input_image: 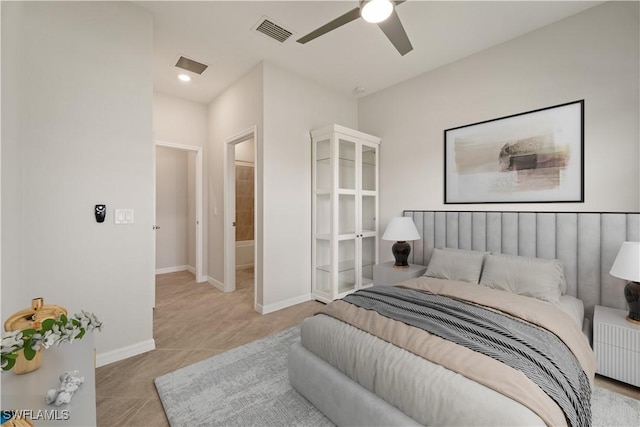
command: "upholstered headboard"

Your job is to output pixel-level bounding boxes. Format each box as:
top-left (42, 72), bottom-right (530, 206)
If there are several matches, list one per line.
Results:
top-left (403, 211), bottom-right (640, 321)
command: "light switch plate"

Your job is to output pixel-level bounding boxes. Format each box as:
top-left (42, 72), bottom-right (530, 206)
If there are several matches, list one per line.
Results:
top-left (114, 209), bottom-right (134, 225)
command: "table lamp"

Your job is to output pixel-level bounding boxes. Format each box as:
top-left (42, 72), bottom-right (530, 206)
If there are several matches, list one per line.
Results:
top-left (609, 241), bottom-right (640, 324)
top-left (382, 217), bottom-right (421, 269)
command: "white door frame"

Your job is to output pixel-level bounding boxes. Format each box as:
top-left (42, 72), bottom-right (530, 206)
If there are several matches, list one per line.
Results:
top-left (223, 126), bottom-right (257, 298)
top-left (155, 140), bottom-right (205, 283)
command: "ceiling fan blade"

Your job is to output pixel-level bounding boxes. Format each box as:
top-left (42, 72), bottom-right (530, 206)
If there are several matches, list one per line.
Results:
top-left (297, 7), bottom-right (361, 44)
top-left (377, 8), bottom-right (413, 56)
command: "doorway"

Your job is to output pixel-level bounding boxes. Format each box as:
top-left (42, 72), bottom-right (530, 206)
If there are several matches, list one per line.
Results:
top-left (223, 126), bottom-right (257, 308)
top-left (155, 141), bottom-right (205, 283)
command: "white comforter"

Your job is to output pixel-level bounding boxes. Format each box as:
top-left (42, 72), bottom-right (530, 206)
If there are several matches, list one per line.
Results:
top-left (300, 283), bottom-right (590, 426)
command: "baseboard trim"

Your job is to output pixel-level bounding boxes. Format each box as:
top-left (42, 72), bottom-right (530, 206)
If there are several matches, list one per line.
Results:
top-left (96, 338), bottom-right (156, 368)
top-left (207, 276), bottom-right (227, 292)
top-left (256, 293), bottom-right (312, 314)
top-left (155, 265), bottom-right (193, 275)
top-left (235, 263), bottom-right (254, 270)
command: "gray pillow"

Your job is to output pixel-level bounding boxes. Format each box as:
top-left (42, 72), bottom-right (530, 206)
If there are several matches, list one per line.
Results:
top-left (425, 248), bottom-right (487, 283)
top-left (479, 254), bottom-right (567, 303)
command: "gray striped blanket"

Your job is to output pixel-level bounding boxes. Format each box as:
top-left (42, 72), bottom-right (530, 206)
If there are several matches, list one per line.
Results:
top-left (342, 286), bottom-right (591, 427)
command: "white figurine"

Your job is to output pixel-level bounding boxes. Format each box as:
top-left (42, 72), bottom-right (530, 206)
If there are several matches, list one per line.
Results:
top-left (45, 370), bottom-right (85, 406)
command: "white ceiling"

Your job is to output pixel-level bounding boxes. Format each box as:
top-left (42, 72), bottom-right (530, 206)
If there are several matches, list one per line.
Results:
top-left (138, 1), bottom-right (603, 105)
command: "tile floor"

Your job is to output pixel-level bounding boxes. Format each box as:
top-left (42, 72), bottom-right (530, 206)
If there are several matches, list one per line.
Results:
top-left (95, 269), bottom-right (322, 426)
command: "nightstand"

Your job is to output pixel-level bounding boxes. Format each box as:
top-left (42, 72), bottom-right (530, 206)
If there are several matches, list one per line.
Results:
top-left (593, 305), bottom-right (640, 387)
top-left (373, 261), bottom-right (427, 286)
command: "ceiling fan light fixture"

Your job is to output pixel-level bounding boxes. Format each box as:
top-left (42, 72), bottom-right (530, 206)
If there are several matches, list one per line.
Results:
top-left (361, 0), bottom-right (394, 24)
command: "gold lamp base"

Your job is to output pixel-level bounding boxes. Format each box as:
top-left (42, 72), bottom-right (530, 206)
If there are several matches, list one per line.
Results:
top-left (4, 297), bottom-right (66, 374)
top-left (12, 348), bottom-right (43, 375)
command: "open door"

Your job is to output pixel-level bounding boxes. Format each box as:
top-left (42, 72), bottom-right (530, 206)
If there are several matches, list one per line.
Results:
top-left (155, 141), bottom-right (205, 283)
top-left (223, 127), bottom-right (257, 303)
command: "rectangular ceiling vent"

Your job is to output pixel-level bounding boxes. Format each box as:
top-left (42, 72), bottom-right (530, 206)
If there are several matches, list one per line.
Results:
top-left (175, 56), bottom-right (209, 75)
top-left (254, 17), bottom-right (293, 43)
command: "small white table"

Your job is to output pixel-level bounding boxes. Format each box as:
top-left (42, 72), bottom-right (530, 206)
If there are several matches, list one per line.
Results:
top-left (373, 261), bottom-right (428, 286)
top-left (1, 336), bottom-right (96, 426)
top-left (593, 305), bottom-right (640, 387)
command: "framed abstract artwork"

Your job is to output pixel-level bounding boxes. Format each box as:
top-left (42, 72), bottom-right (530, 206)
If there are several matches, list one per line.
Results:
top-left (444, 100), bottom-right (584, 204)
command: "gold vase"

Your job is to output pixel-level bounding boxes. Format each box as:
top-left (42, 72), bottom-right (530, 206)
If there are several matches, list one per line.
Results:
top-left (4, 297), bottom-right (67, 374)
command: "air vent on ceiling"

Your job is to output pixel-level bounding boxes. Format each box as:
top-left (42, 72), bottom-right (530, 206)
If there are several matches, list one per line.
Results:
top-left (254, 17), bottom-right (293, 43)
top-left (175, 56), bottom-right (208, 75)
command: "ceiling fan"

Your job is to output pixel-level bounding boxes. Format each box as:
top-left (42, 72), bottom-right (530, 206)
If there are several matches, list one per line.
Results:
top-left (297, 0), bottom-right (413, 56)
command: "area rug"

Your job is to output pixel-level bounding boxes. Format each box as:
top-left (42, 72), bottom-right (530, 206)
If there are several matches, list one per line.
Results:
top-left (155, 326), bottom-right (640, 427)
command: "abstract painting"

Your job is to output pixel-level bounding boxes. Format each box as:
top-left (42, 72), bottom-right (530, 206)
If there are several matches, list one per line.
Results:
top-left (444, 100), bottom-right (584, 204)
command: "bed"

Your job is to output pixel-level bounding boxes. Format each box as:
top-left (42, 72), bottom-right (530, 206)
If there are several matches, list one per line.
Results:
top-left (288, 210), bottom-right (640, 426)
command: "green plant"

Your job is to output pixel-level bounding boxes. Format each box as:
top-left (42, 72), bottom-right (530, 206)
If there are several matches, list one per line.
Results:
top-left (1, 311), bottom-right (102, 371)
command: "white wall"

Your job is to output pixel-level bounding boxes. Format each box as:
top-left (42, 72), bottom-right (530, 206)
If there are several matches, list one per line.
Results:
top-left (154, 92), bottom-right (209, 148)
top-left (208, 63), bottom-right (264, 299)
top-left (153, 93), bottom-right (208, 273)
top-left (156, 147), bottom-right (189, 270)
top-left (235, 138), bottom-right (255, 163)
top-left (1, 1), bottom-right (23, 329)
top-left (1, 1), bottom-right (155, 364)
top-left (358, 2), bottom-right (640, 261)
top-left (206, 61), bottom-right (357, 311)
top-left (261, 62), bottom-right (357, 310)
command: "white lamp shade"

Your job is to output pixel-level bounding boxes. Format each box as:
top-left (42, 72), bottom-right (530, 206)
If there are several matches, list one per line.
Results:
top-left (382, 217), bottom-right (421, 241)
top-left (610, 241), bottom-right (640, 282)
top-left (360, 0), bottom-right (394, 24)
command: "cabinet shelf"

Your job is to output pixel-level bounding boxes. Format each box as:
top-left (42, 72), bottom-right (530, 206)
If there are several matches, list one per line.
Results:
top-left (316, 157), bottom-right (376, 167)
top-left (315, 231), bottom-right (377, 240)
top-left (316, 260), bottom-right (370, 274)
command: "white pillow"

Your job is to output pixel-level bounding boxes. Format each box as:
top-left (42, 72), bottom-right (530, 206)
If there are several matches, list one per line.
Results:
top-left (425, 248), bottom-right (487, 283)
top-left (479, 254), bottom-right (567, 303)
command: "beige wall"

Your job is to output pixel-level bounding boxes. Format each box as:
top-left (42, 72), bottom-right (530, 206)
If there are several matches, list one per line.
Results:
top-left (261, 61), bottom-right (358, 309)
top-left (153, 93), bottom-right (208, 273)
top-left (1, 1), bottom-right (155, 364)
top-left (153, 92), bottom-right (209, 148)
top-left (208, 64), bottom-right (264, 301)
top-left (206, 61), bottom-right (358, 311)
top-left (156, 147), bottom-right (189, 270)
top-left (358, 1), bottom-right (640, 262)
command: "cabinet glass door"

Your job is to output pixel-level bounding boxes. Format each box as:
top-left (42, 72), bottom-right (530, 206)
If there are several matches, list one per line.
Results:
top-left (338, 138), bottom-right (356, 190)
top-left (315, 238), bottom-right (331, 294)
top-left (338, 239), bottom-right (356, 293)
top-left (314, 137), bottom-right (331, 296)
top-left (315, 138), bottom-right (331, 191)
top-left (361, 143), bottom-right (377, 192)
top-left (361, 195), bottom-right (376, 235)
top-left (360, 142), bottom-right (377, 289)
top-left (361, 236), bottom-right (375, 287)
top-left (338, 191), bottom-right (356, 294)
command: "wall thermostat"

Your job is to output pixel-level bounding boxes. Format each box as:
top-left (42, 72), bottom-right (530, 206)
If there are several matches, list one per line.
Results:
top-left (95, 205), bottom-right (106, 223)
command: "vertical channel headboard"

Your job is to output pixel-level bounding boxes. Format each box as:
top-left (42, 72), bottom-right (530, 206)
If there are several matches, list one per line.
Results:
top-left (403, 211), bottom-right (640, 320)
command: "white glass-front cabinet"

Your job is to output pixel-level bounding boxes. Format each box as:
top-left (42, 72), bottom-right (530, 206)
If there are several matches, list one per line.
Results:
top-left (312, 124), bottom-right (380, 303)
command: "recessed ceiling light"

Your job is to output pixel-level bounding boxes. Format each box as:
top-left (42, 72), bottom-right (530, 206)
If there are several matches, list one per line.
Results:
top-left (178, 74), bottom-right (191, 82)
